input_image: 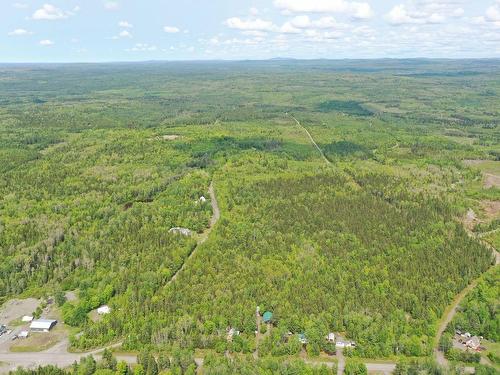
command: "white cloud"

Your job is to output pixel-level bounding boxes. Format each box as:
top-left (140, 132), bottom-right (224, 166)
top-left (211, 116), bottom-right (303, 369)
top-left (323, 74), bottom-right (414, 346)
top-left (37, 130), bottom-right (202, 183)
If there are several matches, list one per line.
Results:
top-left (119, 21), bottom-right (133, 28)
top-left (386, 1), bottom-right (465, 26)
top-left (8, 28), bottom-right (32, 36)
top-left (225, 17), bottom-right (276, 31)
top-left (32, 4), bottom-right (75, 20)
top-left (250, 7), bottom-right (259, 16)
top-left (486, 2), bottom-right (500, 22)
top-left (39, 39), bottom-right (54, 46)
top-left (274, 0), bottom-right (373, 19)
top-left (13, 2), bottom-right (28, 9)
top-left (104, 1), bottom-right (119, 10)
top-left (164, 26), bottom-right (181, 33)
top-left (112, 30), bottom-right (132, 39)
top-left (126, 43), bottom-right (157, 52)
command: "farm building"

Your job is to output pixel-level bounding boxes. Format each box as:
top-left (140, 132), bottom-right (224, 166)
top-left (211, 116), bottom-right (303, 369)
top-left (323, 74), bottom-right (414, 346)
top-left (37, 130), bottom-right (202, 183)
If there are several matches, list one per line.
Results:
top-left (466, 336), bottom-right (481, 350)
top-left (30, 319), bottom-right (57, 332)
top-left (262, 311), bottom-right (273, 324)
top-left (97, 305), bottom-right (111, 315)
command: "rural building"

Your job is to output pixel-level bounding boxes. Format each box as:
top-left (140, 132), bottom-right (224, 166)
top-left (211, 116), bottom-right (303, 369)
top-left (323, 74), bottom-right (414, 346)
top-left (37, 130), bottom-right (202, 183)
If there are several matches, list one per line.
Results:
top-left (18, 331), bottom-right (29, 339)
top-left (169, 227), bottom-right (192, 236)
top-left (327, 333), bottom-right (336, 343)
top-left (21, 316), bottom-right (33, 322)
top-left (298, 333), bottom-right (308, 345)
top-left (336, 341), bottom-right (356, 348)
top-left (199, 196), bottom-right (207, 203)
top-left (466, 336), bottom-right (481, 350)
top-left (97, 305), bottom-right (111, 315)
top-left (262, 311), bottom-right (273, 324)
top-left (30, 319), bottom-right (57, 332)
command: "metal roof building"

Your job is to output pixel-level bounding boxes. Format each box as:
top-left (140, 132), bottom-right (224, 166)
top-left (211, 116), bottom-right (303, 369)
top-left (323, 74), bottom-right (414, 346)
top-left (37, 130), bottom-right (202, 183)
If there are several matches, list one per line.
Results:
top-left (30, 319), bottom-right (57, 332)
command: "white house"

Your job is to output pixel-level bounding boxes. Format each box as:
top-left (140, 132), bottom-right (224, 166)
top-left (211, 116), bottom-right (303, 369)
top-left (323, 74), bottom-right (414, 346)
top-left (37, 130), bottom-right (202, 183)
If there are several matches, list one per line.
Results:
top-left (336, 341), bottom-right (356, 349)
top-left (327, 333), bottom-right (336, 343)
top-left (97, 305), bottom-right (111, 315)
top-left (30, 319), bottom-right (57, 332)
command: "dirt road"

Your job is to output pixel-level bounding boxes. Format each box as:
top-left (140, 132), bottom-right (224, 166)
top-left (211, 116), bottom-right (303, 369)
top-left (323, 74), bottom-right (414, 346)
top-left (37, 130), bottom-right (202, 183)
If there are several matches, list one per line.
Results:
top-left (287, 113), bottom-right (331, 165)
top-left (169, 180), bottom-right (220, 283)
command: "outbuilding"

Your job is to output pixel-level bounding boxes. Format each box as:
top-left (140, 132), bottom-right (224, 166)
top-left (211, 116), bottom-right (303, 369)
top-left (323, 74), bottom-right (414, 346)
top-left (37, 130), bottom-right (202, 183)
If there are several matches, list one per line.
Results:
top-left (262, 311), bottom-right (273, 324)
top-left (327, 332), bottom-right (336, 343)
top-left (30, 319), bottom-right (57, 332)
top-left (18, 330), bottom-right (29, 339)
top-left (21, 316), bottom-right (33, 322)
top-left (466, 336), bottom-right (481, 350)
top-left (97, 305), bottom-right (111, 315)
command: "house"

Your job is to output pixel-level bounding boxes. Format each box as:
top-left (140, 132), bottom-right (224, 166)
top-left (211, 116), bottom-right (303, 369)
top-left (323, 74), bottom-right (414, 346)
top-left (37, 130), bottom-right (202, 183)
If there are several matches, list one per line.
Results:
top-left (466, 336), bottom-right (481, 350)
top-left (298, 333), bottom-right (308, 345)
top-left (327, 333), bottom-right (336, 343)
top-left (30, 319), bottom-right (57, 332)
top-left (336, 341), bottom-right (356, 349)
top-left (169, 227), bottom-right (192, 236)
top-left (262, 311), bottom-right (273, 324)
top-left (97, 305), bottom-right (111, 315)
top-left (21, 316), bottom-right (33, 322)
top-left (227, 327), bottom-right (240, 342)
top-left (18, 331), bottom-right (29, 339)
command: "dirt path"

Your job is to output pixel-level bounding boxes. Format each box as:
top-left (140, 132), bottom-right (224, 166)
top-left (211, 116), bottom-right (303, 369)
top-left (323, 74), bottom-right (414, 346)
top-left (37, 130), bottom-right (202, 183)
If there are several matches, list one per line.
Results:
top-left (287, 113), bottom-right (331, 165)
top-left (434, 226), bottom-right (499, 368)
top-left (169, 180), bottom-right (220, 283)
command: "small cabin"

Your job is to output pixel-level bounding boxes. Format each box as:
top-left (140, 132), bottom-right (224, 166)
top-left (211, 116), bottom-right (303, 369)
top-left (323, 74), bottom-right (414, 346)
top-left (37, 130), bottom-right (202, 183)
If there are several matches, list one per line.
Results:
top-left (97, 305), bottom-right (111, 315)
top-left (262, 311), bottom-right (273, 324)
top-left (327, 332), bottom-right (336, 343)
top-left (22, 316), bottom-right (33, 322)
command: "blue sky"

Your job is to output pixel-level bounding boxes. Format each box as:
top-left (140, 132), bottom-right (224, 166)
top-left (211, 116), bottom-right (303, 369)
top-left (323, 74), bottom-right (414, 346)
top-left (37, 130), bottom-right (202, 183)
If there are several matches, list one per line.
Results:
top-left (1, 0), bottom-right (500, 62)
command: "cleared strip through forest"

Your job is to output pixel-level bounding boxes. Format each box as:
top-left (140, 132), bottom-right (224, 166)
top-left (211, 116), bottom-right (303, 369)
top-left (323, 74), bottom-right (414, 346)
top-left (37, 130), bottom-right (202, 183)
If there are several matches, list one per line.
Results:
top-left (287, 113), bottom-right (331, 165)
top-left (169, 180), bottom-right (220, 283)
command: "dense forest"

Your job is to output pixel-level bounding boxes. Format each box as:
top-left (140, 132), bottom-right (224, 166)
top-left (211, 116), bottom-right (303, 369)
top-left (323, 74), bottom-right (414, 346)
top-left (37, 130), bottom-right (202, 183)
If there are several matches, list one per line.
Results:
top-left (0, 60), bottom-right (499, 369)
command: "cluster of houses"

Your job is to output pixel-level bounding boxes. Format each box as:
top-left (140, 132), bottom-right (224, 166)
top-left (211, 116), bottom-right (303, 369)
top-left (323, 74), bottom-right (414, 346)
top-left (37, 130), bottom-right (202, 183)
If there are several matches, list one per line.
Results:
top-left (12, 316), bottom-right (57, 340)
top-left (249, 308), bottom-right (356, 350)
top-left (456, 331), bottom-right (482, 351)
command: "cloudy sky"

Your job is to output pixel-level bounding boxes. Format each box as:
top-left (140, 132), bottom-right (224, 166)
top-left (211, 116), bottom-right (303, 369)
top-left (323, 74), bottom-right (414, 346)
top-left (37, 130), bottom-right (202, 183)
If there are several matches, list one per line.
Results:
top-left (2, 0), bottom-right (500, 62)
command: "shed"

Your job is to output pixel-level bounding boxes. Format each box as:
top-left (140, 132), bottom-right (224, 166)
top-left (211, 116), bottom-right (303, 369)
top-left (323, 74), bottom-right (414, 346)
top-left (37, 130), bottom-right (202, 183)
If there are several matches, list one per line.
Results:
top-left (30, 319), bottom-right (57, 332)
top-left (97, 305), bottom-right (111, 315)
top-left (327, 332), bottom-right (336, 343)
top-left (169, 227), bottom-right (192, 236)
top-left (18, 330), bottom-right (29, 339)
top-left (199, 196), bottom-right (207, 203)
top-left (262, 311), bottom-right (273, 324)
top-left (21, 316), bottom-right (33, 322)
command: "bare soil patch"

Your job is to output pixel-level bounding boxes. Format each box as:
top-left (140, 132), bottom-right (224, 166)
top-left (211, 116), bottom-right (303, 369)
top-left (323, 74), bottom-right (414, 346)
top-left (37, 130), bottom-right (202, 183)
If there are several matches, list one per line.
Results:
top-left (484, 174), bottom-right (500, 189)
top-left (481, 200), bottom-right (500, 220)
top-left (162, 135), bottom-right (180, 141)
top-left (0, 299), bottom-right (39, 325)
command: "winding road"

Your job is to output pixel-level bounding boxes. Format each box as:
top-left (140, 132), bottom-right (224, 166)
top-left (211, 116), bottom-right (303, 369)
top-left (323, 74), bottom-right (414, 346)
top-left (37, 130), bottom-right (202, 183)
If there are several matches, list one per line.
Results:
top-left (0, 181), bottom-right (221, 373)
